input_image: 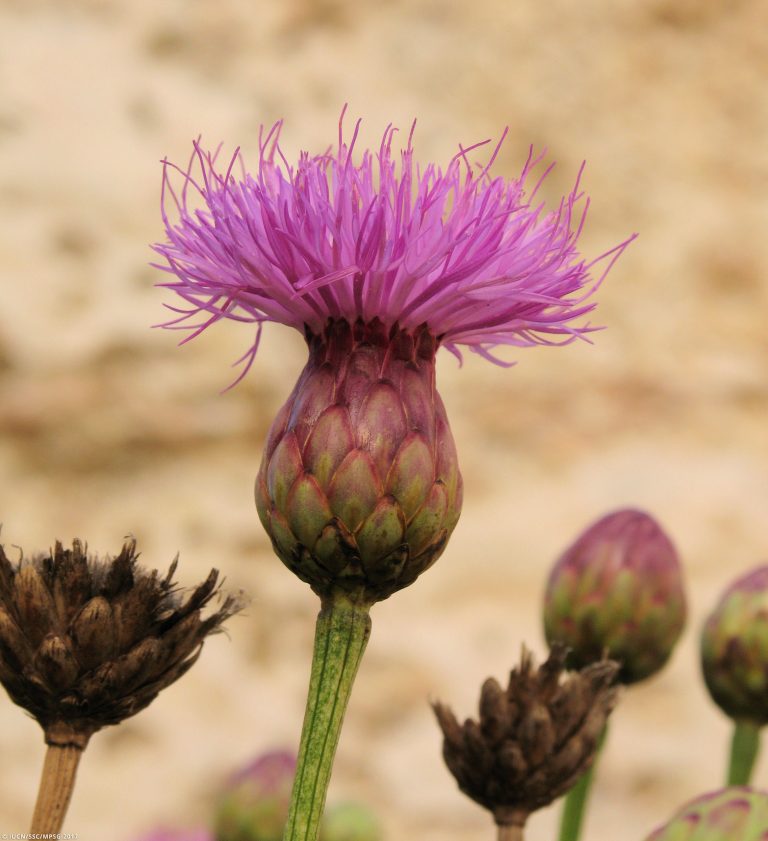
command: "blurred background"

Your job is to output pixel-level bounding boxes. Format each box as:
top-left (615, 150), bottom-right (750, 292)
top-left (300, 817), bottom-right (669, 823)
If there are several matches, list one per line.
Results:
top-left (1, 0), bottom-right (767, 838)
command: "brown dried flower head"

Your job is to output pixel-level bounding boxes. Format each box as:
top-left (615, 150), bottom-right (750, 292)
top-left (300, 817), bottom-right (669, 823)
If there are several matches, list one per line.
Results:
top-left (0, 538), bottom-right (240, 747)
top-left (433, 644), bottom-right (619, 830)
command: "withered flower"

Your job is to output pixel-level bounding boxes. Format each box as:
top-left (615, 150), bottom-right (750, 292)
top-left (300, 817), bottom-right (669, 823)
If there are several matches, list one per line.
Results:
top-left (0, 537), bottom-right (240, 833)
top-left (433, 644), bottom-right (618, 838)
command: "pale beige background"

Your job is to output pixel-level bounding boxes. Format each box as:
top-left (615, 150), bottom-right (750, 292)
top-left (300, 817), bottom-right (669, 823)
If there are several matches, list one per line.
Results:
top-left (1, 1), bottom-right (767, 839)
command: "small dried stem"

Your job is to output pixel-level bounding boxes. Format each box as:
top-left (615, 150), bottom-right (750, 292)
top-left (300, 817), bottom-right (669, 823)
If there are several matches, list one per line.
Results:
top-left (497, 824), bottom-right (524, 841)
top-left (30, 742), bottom-right (85, 834)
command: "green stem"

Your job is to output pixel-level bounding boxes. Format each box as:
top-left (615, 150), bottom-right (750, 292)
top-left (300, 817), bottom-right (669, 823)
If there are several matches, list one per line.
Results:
top-left (283, 593), bottom-right (372, 841)
top-left (727, 720), bottom-right (761, 786)
top-left (557, 726), bottom-right (607, 841)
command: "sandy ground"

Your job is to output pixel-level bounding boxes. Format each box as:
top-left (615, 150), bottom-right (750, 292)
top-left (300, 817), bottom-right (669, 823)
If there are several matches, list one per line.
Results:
top-left (1, 1), bottom-right (767, 839)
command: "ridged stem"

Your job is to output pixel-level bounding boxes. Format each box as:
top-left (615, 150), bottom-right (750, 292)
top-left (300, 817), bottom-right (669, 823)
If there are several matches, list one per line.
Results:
top-left (727, 720), bottom-right (761, 786)
top-left (283, 593), bottom-right (372, 841)
top-left (557, 725), bottom-right (607, 841)
top-left (30, 742), bottom-right (84, 833)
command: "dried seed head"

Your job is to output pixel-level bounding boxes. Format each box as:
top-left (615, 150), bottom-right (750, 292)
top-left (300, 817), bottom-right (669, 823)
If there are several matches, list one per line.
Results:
top-left (433, 644), bottom-right (619, 829)
top-left (0, 539), bottom-right (241, 746)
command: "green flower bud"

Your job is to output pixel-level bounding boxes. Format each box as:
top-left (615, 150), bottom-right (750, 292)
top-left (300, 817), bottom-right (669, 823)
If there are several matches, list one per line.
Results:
top-left (543, 509), bottom-right (686, 684)
top-left (701, 566), bottom-right (768, 725)
top-left (256, 319), bottom-right (462, 604)
top-left (320, 802), bottom-right (383, 841)
top-left (644, 787), bottom-right (768, 841)
top-left (214, 751), bottom-right (296, 841)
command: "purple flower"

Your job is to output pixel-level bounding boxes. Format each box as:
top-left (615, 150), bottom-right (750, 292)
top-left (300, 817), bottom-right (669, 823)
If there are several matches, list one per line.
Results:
top-left (153, 113), bottom-right (634, 602)
top-left (153, 110), bottom-right (634, 382)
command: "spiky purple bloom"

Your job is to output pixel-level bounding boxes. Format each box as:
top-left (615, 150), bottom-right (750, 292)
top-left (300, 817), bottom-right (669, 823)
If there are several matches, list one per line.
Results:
top-left (153, 112), bottom-right (633, 377)
top-left (153, 114), bottom-right (633, 602)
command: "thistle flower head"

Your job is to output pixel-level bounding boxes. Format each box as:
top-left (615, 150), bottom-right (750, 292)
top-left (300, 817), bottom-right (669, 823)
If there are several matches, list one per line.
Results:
top-left (153, 111), bottom-right (633, 380)
top-left (645, 787), bottom-right (768, 841)
top-left (154, 115), bottom-right (632, 603)
top-left (0, 539), bottom-right (240, 746)
top-left (543, 508), bottom-right (686, 684)
top-left (701, 566), bottom-right (768, 725)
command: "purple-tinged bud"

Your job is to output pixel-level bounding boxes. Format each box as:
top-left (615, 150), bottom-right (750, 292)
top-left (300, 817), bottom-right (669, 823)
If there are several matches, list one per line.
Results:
top-left (320, 802), bottom-right (382, 841)
top-left (543, 509), bottom-right (686, 684)
top-left (256, 318), bottom-right (462, 604)
top-left (214, 750), bottom-right (296, 841)
top-left (701, 566), bottom-right (768, 725)
top-left (644, 787), bottom-right (768, 841)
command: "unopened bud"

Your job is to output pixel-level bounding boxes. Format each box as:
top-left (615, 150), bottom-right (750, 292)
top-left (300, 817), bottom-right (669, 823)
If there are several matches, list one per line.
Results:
top-left (543, 508), bottom-right (686, 684)
top-left (645, 786), bottom-right (768, 841)
top-left (701, 566), bottom-right (768, 725)
top-left (320, 802), bottom-right (382, 841)
top-left (214, 750), bottom-right (296, 841)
